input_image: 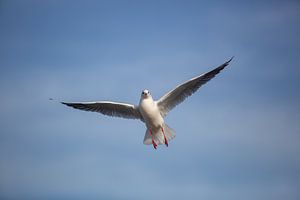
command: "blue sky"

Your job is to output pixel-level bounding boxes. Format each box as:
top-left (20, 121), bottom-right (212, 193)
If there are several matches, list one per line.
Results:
top-left (0, 0), bottom-right (300, 199)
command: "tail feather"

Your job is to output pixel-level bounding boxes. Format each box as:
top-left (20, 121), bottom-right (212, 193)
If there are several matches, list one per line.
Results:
top-left (143, 129), bottom-right (153, 145)
top-left (163, 123), bottom-right (176, 141)
top-left (143, 123), bottom-right (176, 145)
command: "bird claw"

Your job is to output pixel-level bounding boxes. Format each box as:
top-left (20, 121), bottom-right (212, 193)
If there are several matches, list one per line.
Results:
top-left (164, 135), bottom-right (168, 147)
top-left (161, 127), bottom-right (168, 147)
top-left (152, 139), bottom-right (157, 149)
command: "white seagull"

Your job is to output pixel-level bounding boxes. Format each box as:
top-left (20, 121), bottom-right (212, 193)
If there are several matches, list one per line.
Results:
top-left (62, 57), bottom-right (233, 149)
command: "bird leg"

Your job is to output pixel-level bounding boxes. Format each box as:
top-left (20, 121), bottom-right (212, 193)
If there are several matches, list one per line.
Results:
top-left (150, 129), bottom-right (157, 149)
top-left (161, 127), bottom-right (168, 147)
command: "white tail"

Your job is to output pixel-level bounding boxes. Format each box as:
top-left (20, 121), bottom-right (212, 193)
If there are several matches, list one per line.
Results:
top-left (143, 123), bottom-right (176, 145)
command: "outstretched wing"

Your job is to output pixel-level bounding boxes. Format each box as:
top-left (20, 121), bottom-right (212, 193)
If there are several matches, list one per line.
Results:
top-left (157, 57), bottom-right (233, 117)
top-left (62, 101), bottom-right (143, 121)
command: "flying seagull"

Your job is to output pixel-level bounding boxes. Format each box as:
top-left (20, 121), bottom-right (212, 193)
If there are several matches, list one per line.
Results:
top-left (62, 57), bottom-right (233, 149)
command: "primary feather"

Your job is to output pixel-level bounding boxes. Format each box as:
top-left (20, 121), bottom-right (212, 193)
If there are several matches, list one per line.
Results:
top-left (157, 57), bottom-right (233, 117)
top-left (61, 101), bottom-right (143, 120)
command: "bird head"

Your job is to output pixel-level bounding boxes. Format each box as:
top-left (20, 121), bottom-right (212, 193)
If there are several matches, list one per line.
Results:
top-left (141, 89), bottom-right (151, 99)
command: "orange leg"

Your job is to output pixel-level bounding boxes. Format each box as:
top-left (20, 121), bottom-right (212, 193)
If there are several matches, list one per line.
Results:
top-left (150, 129), bottom-right (157, 149)
top-left (161, 127), bottom-right (168, 147)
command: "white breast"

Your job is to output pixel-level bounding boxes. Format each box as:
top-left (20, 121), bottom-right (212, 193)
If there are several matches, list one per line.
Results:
top-left (139, 98), bottom-right (164, 130)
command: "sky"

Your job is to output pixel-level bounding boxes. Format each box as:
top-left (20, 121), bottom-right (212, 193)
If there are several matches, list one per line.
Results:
top-left (0, 0), bottom-right (300, 199)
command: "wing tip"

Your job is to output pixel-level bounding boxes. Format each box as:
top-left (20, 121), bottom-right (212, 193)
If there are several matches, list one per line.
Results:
top-left (225, 56), bottom-right (234, 65)
top-left (61, 102), bottom-right (70, 106)
top-left (49, 98), bottom-right (70, 106)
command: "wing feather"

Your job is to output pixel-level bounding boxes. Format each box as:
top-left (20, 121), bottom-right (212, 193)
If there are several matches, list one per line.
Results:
top-left (62, 101), bottom-right (143, 121)
top-left (157, 57), bottom-right (233, 117)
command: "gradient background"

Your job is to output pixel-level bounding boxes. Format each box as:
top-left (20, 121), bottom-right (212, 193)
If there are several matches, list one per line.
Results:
top-left (1, 0), bottom-right (300, 199)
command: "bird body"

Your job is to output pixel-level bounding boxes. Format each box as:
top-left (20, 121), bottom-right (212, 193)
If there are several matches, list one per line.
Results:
top-left (61, 57), bottom-right (233, 149)
top-left (139, 91), bottom-right (163, 131)
top-left (138, 90), bottom-right (172, 148)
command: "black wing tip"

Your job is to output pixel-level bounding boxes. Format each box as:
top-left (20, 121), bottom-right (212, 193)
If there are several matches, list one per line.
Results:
top-left (225, 56), bottom-right (234, 65)
top-left (50, 99), bottom-right (71, 107)
top-left (215, 56), bottom-right (234, 71)
top-left (61, 102), bottom-right (78, 109)
top-left (61, 102), bottom-right (69, 106)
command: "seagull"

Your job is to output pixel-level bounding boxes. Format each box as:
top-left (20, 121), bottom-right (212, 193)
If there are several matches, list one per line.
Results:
top-left (62, 57), bottom-right (233, 149)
